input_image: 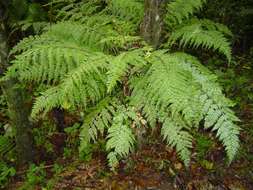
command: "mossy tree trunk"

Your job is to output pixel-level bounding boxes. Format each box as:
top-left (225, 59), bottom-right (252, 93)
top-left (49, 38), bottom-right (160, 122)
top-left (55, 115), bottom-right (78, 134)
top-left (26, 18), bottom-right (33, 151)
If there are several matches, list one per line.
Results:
top-left (0, 2), bottom-right (34, 165)
top-left (141, 0), bottom-right (167, 48)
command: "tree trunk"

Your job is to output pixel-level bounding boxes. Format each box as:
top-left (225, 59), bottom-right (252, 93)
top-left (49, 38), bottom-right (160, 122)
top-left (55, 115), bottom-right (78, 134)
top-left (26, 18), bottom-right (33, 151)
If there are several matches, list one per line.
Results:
top-left (140, 0), bottom-right (167, 48)
top-left (0, 3), bottom-right (34, 165)
top-left (137, 0), bottom-right (167, 147)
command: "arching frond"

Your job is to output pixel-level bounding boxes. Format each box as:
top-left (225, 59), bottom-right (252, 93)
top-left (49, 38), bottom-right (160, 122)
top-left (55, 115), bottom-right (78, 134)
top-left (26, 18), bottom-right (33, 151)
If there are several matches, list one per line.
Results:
top-left (56, 0), bottom-right (103, 21)
top-left (81, 96), bottom-right (120, 141)
top-left (79, 96), bottom-right (120, 158)
top-left (161, 117), bottom-right (193, 166)
top-left (197, 19), bottom-right (233, 37)
top-left (106, 109), bottom-right (136, 169)
top-left (107, 0), bottom-right (144, 24)
top-left (8, 45), bottom-right (97, 84)
top-left (10, 34), bottom-right (58, 55)
top-left (5, 20), bottom-right (143, 86)
top-left (168, 23), bottom-right (231, 61)
top-left (31, 53), bottom-right (109, 118)
top-left (130, 51), bottom-right (240, 164)
top-left (165, 0), bottom-right (206, 26)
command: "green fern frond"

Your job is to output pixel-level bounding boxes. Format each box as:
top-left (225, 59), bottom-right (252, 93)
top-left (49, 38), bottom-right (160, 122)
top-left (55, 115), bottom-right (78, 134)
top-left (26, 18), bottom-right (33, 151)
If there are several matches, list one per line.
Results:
top-left (168, 23), bottom-right (231, 61)
top-left (80, 98), bottom-right (139, 168)
top-left (79, 124), bottom-right (92, 159)
top-left (131, 51), bottom-right (240, 164)
top-left (82, 96), bottom-right (120, 141)
top-left (107, 0), bottom-right (144, 24)
top-left (174, 53), bottom-right (240, 162)
top-left (54, 0), bottom-right (140, 34)
top-left (57, 0), bottom-right (102, 20)
top-left (8, 45), bottom-right (96, 84)
top-left (37, 21), bottom-right (130, 52)
top-left (161, 117), bottom-right (192, 166)
top-left (165, 0), bottom-right (206, 26)
top-left (6, 20), bottom-right (142, 84)
top-left (197, 19), bottom-right (233, 37)
top-left (107, 49), bottom-right (146, 92)
top-left (9, 34), bottom-right (57, 55)
top-left (31, 54), bottom-right (109, 118)
top-left (46, 21), bottom-right (120, 52)
top-left (106, 109), bottom-right (136, 169)
top-left (0, 136), bottom-right (15, 158)
top-left (78, 95), bottom-right (120, 159)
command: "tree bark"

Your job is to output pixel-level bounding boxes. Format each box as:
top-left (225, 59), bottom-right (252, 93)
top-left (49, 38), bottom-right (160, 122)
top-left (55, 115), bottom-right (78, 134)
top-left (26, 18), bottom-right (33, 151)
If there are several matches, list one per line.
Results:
top-left (0, 2), bottom-right (34, 165)
top-left (137, 0), bottom-right (168, 147)
top-left (140, 0), bottom-right (167, 48)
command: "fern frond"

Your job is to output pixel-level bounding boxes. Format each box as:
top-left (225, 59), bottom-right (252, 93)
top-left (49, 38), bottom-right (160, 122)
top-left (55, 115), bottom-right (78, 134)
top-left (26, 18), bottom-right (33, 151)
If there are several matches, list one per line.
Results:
top-left (10, 34), bottom-right (58, 55)
top-left (56, 0), bottom-right (103, 21)
top-left (6, 20), bottom-right (143, 85)
top-left (168, 22), bottom-right (231, 61)
top-left (175, 53), bottom-right (240, 162)
top-left (0, 136), bottom-right (15, 158)
top-left (107, 0), bottom-right (144, 24)
top-left (106, 109), bottom-right (136, 169)
top-left (107, 49), bottom-right (146, 92)
top-left (31, 53), bottom-right (109, 118)
top-left (131, 51), bottom-right (240, 164)
top-left (165, 0), bottom-right (206, 26)
top-left (8, 45), bottom-right (96, 84)
top-left (46, 22), bottom-right (120, 52)
top-left (79, 123), bottom-right (92, 159)
top-left (81, 96), bottom-right (119, 141)
top-left (54, 0), bottom-right (140, 35)
top-left (197, 19), bottom-right (233, 37)
top-left (161, 117), bottom-right (192, 166)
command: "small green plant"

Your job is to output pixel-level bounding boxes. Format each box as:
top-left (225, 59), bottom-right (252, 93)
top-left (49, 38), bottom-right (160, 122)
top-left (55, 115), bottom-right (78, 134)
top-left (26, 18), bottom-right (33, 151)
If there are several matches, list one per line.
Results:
top-left (45, 163), bottom-right (64, 190)
top-left (64, 123), bottom-right (80, 148)
top-left (0, 161), bottom-right (16, 188)
top-left (32, 120), bottom-right (56, 153)
top-left (19, 163), bottom-right (47, 190)
top-left (195, 133), bottom-right (214, 160)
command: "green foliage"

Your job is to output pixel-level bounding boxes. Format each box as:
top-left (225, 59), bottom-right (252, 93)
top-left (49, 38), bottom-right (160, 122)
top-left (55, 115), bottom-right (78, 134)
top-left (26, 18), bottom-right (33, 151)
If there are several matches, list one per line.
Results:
top-left (131, 52), bottom-right (240, 164)
top-left (165, 0), bottom-right (206, 26)
top-left (0, 161), bottom-right (16, 188)
top-left (107, 49), bottom-right (146, 92)
top-left (80, 96), bottom-right (119, 142)
top-left (32, 120), bottom-right (56, 153)
top-left (45, 163), bottom-right (64, 190)
top-left (0, 136), bottom-right (15, 158)
top-left (19, 164), bottom-right (47, 190)
top-left (8, 1), bottom-right (48, 34)
top-left (4, 0), bottom-right (241, 169)
top-left (161, 117), bottom-right (192, 166)
top-left (106, 0), bottom-right (144, 24)
top-left (168, 21), bottom-right (232, 61)
top-left (64, 123), bottom-right (81, 159)
top-left (165, 1), bottom-right (233, 62)
top-left (106, 107), bottom-right (136, 168)
top-left (195, 133), bottom-right (214, 160)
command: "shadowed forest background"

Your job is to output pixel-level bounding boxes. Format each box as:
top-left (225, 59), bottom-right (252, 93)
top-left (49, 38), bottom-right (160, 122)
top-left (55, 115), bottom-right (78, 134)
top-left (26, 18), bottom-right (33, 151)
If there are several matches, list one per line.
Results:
top-left (0, 0), bottom-right (252, 189)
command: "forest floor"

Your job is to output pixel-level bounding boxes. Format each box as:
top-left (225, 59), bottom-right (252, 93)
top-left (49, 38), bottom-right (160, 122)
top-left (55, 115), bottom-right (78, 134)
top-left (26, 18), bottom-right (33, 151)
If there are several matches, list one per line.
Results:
top-left (5, 109), bottom-right (253, 190)
top-left (7, 130), bottom-right (253, 190)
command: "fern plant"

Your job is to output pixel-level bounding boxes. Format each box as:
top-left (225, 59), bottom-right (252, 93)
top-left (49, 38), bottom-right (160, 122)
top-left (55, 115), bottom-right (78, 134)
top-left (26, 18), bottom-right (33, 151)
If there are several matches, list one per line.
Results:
top-left (4, 0), bottom-right (240, 169)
